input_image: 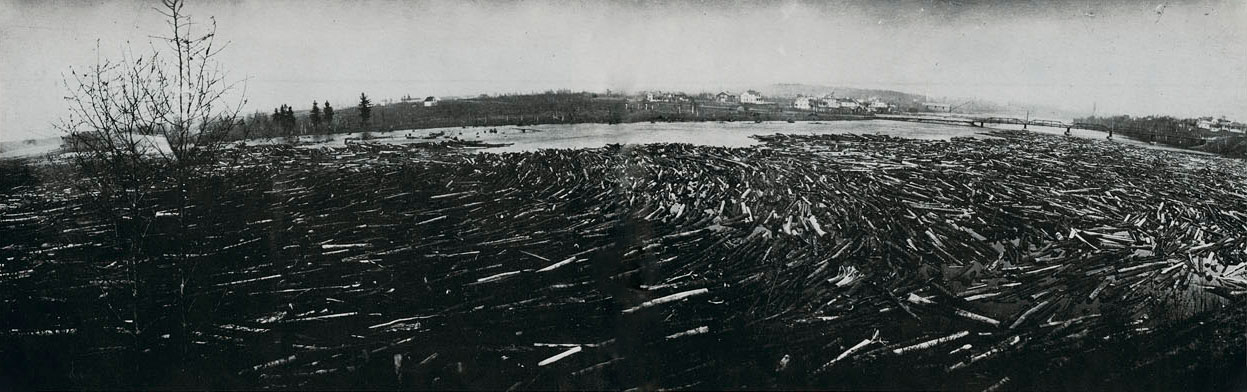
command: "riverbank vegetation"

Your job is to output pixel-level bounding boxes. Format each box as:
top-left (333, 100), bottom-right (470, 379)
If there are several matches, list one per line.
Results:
top-left (1075, 115), bottom-right (1247, 157)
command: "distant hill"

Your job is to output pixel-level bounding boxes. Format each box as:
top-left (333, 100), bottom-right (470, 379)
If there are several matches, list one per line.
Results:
top-left (763, 83), bottom-right (925, 103)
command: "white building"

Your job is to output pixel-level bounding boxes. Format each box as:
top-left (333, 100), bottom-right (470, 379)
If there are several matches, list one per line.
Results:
top-left (1197, 119), bottom-right (1214, 130)
top-left (740, 90), bottom-right (763, 104)
top-left (1197, 117), bottom-right (1235, 131)
top-left (793, 96), bottom-right (814, 110)
top-left (645, 92), bottom-right (677, 102)
top-left (815, 95), bottom-right (836, 110)
top-left (423, 96), bottom-right (439, 107)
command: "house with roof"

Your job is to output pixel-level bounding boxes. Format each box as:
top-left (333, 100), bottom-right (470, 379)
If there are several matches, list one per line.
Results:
top-left (1196, 117), bottom-right (1234, 131)
top-left (793, 96), bottom-right (814, 110)
top-left (423, 96), bottom-right (439, 107)
top-left (715, 92), bottom-right (737, 103)
top-left (809, 97), bottom-right (829, 111)
top-left (1196, 118), bottom-right (1215, 130)
top-left (740, 90), bottom-right (763, 104)
top-left (645, 92), bottom-right (677, 103)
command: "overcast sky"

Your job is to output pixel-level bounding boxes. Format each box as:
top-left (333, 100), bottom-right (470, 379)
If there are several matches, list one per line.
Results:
top-left (2, 0), bottom-right (1245, 141)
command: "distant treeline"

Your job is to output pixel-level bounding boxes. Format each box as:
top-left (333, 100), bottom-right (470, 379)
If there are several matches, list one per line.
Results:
top-left (1074, 114), bottom-right (1247, 156)
top-left (230, 91), bottom-right (876, 140)
top-left (1073, 115), bottom-right (1201, 135)
top-left (1072, 114), bottom-right (1210, 147)
top-left (233, 91), bottom-right (631, 139)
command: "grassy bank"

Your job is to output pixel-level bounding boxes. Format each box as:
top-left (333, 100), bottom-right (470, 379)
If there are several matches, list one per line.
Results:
top-left (1, 130), bottom-right (1244, 390)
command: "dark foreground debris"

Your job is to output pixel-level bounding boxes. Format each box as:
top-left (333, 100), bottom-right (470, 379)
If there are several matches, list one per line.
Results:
top-left (1, 130), bottom-right (1244, 390)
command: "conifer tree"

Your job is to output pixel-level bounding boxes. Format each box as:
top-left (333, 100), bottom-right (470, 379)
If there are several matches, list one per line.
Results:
top-left (358, 93), bottom-right (372, 127)
top-left (310, 101), bottom-right (322, 131)
top-left (323, 101), bottom-right (334, 125)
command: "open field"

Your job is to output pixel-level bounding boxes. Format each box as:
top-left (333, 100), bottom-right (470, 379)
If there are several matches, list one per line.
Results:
top-left (2, 129), bottom-right (1245, 390)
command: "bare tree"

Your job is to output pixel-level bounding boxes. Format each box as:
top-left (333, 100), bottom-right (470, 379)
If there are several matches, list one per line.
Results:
top-left (59, 0), bottom-right (246, 175)
top-left (55, 0), bottom-right (246, 356)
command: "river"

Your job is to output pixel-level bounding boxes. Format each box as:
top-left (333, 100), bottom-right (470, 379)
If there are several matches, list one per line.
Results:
top-left (256, 119), bottom-right (1204, 155)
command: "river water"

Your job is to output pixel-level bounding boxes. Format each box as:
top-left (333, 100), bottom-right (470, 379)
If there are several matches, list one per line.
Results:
top-left (3, 120), bottom-right (1206, 160)
top-left (256, 119), bottom-right (1206, 155)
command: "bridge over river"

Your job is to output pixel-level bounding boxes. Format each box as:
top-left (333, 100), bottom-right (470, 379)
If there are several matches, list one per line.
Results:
top-left (876, 114), bottom-right (1206, 147)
